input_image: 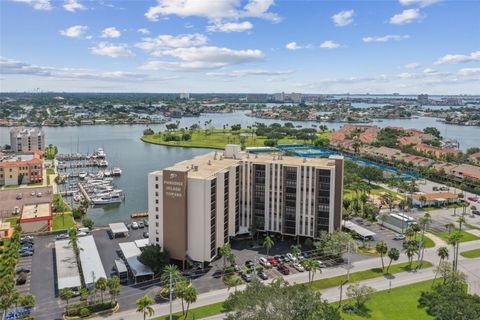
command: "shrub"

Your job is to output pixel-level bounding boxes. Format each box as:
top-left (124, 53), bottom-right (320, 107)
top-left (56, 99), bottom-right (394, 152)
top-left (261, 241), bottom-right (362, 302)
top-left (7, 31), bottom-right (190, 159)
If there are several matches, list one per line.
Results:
top-left (79, 307), bottom-right (91, 318)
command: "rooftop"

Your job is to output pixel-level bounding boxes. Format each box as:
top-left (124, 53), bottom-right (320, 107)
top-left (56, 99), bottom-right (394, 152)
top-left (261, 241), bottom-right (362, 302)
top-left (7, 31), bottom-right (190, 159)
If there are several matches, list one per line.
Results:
top-left (160, 149), bottom-right (338, 179)
top-left (21, 203), bottom-right (52, 220)
top-left (412, 192), bottom-right (458, 201)
top-left (55, 239), bottom-right (82, 290)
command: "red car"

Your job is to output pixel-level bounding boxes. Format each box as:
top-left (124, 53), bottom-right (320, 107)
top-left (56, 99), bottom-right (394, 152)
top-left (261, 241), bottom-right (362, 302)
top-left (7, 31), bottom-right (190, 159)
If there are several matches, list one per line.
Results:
top-left (268, 257), bottom-right (279, 266)
top-left (277, 265), bottom-right (290, 275)
top-left (467, 196), bottom-right (478, 202)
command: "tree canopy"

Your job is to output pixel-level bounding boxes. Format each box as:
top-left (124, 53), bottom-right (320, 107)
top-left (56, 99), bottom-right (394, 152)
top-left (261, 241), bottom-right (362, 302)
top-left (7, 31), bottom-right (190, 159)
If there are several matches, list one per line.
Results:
top-left (137, 244), bottom-right (170, 276)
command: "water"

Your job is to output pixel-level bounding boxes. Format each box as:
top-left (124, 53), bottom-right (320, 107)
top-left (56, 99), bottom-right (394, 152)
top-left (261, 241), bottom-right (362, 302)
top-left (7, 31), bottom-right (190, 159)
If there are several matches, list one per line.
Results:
top-left (1, 111), bottom-right (478, 226)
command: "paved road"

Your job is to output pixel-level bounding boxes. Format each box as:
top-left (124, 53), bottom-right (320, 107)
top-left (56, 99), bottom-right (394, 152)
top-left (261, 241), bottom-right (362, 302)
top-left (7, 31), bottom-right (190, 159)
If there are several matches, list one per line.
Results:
top-left (101, 239), bottom-right (480, 320)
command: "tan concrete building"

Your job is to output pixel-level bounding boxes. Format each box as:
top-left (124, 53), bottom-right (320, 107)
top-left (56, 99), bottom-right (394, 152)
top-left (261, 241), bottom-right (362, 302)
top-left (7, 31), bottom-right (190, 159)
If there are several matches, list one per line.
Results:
top-left (10, 127), bottom-right (45, 153)
top-left (148, 145), bottom-right (344, 266)
top-left (19, 203), bottom-right (53, 233)
top-left (0, 152), bottom-right (43, 186)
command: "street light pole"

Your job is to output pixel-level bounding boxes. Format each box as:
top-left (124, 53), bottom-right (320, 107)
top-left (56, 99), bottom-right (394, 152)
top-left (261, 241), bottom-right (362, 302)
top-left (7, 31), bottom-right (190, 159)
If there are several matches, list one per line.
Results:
top-left (169, 272), bottom-right (173, 320)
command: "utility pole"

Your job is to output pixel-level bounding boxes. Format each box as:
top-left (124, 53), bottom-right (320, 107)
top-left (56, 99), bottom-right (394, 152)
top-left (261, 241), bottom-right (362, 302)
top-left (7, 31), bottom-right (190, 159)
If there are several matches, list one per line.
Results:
top-left (253, 255), bottom-right (257, 280)
top-left (169, 272), bottom-right (173, 320)
top-left (338, 279), bottom-right (349, 308)
top-left (346, 242), bottom-right (351, 282)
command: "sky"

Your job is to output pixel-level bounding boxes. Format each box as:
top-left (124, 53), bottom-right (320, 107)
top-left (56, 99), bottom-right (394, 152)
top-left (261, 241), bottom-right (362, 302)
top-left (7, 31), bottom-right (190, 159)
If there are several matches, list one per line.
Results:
top-left (0, 0), bottom-right (479, 94)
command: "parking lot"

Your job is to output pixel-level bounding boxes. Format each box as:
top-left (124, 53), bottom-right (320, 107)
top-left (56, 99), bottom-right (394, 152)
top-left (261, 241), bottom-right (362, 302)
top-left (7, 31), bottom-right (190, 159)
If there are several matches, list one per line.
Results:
top-left (0, 186), bottom-right (53, 218)
top-left (350, 217), bottom-right (405, 252)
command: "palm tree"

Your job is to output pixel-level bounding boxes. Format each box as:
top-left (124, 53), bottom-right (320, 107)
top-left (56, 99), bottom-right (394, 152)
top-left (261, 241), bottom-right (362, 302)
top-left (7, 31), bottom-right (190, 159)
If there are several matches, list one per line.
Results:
top-left (405, 242), bottom-right (418, 268)
top-left (59, 288), bottom-right (74, 313)
top-left (219, 243), bottom-right (233, 271)
top-left (433, 247), bottom-right (449, 285)
top-left (107, 276), bottom-right (121, 304)
top-left (290, 244), bottom-right (301, 259)
top-left (183, 286), bottom-right (198, 319)
top-left (175, 279), bottom-right (189, 315)
top-left (418, 213), bottom-right (431, 267)
top-left (161, 264), bottom-right (182, 286)
top-left (457, 215), bottom-right (466, 232)
top-left (18, 294), bottom-right (35, 311)
top-left (263, 234), bottom-right (274, 256)
top-left (95, 277), bottom-right (108, 303)
top-left (419, 195), bottom-right (427, 208)
top-left (448, 232), bottom-right (462, 272)
top-left (225, 275), bottom-right (242, 292)
top-left (136, 295), bottom-right (155, 320)
top-left (375, 241), bottom-right (388, 271)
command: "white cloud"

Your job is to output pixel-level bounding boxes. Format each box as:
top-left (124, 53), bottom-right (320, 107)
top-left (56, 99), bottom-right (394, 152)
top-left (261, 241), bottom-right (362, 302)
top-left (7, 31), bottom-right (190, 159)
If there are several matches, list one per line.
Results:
top-left (457, 68), bottom-right (480, 77)
top-left (141, 46), bottom-right (264, 71)
top-left (405, 62), bottom-right (420, 69)
top-left (207, 69), bottom-right (294, 78)
top-left (90, 43), bottom-right (134, 58)
top-left (101, 27), bottom-right (121, 38)
top-left (362, 34), bottom-right (410, 43)
top-left (331, 10), bottom-right (354, 27)
top-left (137, 28), bottom-right (150, 35)
top-left (63, 0), bottom-right (86, 12)
top-left (285, 42), bottom-right (301, 50)
top-left (399, 0), bottom-right (440, 8)
top-left (434, 51), bottom-right (480, 65)
top-left (136, 33), bottom-right (208, 52)
top-left (0, 56), bottom-right (156, 82)
top-left (389, 9), bottom-right (421, 24)
top-left (320, 40), bottom-right (341, 49)
top-left (12, 0), bottom-right (52, 10)
top-left (207, 21), bottom-right (253, 33)
top-left (145, 0), bottom-right (280, 23)
top-left (59, 25), bottom-right (88, 38)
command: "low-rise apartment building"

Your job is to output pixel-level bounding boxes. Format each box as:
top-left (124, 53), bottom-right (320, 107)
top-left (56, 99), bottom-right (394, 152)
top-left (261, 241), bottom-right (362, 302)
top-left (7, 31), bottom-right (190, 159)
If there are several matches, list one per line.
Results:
top-left (10, 127), bottom-right (45, 153)
top-left (148, 145), bottom-right (344, 266)
top-left (0, 152), bottom-right (43, 186)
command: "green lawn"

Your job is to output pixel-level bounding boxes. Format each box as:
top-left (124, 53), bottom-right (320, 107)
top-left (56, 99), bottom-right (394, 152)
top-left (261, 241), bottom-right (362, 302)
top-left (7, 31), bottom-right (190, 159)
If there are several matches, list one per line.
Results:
top-left (6, 217), bottom-right (18, 226)
top-left (429, 229), bottom-right (480, 243)
top-left (152, 262), bottom-right (433, 320)
top-left (311, 261), bottom-right (432, 290)
top-left (414, 234), bottom-right (435, 248)
top-left (52, 213), bottom-right (75, 230)
top-left (142, 129), bottom-right (331, 150)
top-left (152, 301), bottom-right (225, 320)
top-left (338, 279), bottom-right (434, 320)
top-left (344, 185), bottom-right (402, 201)
top-left (46, 168), bottom-right (55, 175)
top-left (460, 248), bottom-right (480, 258)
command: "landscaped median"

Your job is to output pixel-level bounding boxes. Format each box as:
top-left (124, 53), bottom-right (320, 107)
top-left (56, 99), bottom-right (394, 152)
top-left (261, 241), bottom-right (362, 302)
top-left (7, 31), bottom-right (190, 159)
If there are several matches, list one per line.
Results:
top-left (429, 229), bottom-right (480, 243)
top-left (151, 261), bottom-right (432, 320)
top-left (460, 248), bottom-right (480, 258)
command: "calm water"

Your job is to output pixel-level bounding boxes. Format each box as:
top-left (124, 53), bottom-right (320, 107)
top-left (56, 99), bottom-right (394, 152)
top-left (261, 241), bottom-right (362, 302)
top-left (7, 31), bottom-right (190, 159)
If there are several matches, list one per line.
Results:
top-left (1, 111), bottom-right (478, 226)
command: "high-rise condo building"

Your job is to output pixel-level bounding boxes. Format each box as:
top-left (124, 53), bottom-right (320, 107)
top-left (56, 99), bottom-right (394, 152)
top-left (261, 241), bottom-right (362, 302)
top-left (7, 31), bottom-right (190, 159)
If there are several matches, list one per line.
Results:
top-left (10, 127), bottom-right (45, 153)
top-left (148, 145), bottom-right (344, 266)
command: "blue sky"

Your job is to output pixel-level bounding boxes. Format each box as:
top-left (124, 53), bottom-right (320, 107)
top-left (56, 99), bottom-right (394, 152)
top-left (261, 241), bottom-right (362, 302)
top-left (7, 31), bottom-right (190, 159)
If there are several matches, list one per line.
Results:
top-left (1, 0), bottom-right (479, 94)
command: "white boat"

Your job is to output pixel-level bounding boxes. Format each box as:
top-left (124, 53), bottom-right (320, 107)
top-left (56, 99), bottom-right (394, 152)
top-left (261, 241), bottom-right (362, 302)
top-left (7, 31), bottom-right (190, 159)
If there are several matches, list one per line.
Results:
top-left (112, 168), bottom-right (122, 176)
top-left (78, 172), bottom-right (88, 179)
top-left (98, 160), bottom-right (109, 167)
top-left (91, 194), bottom-right (122, 205)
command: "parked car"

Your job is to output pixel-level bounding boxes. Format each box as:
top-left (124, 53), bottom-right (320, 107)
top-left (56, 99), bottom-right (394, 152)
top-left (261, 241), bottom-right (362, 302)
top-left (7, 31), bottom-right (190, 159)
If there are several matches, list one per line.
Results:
top-left (317, 260), bottom-right (326, 268)
top-left (302, 252), bottom-right (311, 259)
top-left (257, 270), bottom-right (268, 280)
top-left (56, 233), bottom-right (69, 240)
top-left (432, 186), bottom-right (439, 191)
top-left (277, 265), bottom-right (290, 275)
top-left (36, 192), bottom-right (42, 197)
top-left (19, 251), bottom-right (33, 257)
top-left (77, 232), bottom-right (88, 237)
top-left (131, 221), bottom-right (139, 229)
top-left (20, 246), bottom-right (34, 252)
top-left (12, 207), bottom-right (20, 215)
top-left (16, 193), bottom-right (23, 200)
top-left (439, 186), bottom-right (449, 191)
top-left (143, 219), bottom-right (149, 227)
top-left (233, 264), bottom-right (240, 272)
top-left (30, 191), bottom-right (36, 196)
top-left (143, 231), bottom-right (149, 238)
top-left (138, 221), bottom-right (145, 229)
top-left (126, 223), bottom-right (132, 230)
top-left (245, 260), bottom-right (254, 268)
top-left (393, 234), bottom-right (406, 240)
top-left (467, 196), bottom-right (478, 202)
top-left (286, 253), bottom-right (297, 262)
top-left (21, 236), bottom-right (33, 241)
top-left (267, 257), bottom-right (279, 266)
top-left (259, 257), bottom-right (271, 267)
top-left (16, 273), bottom-right (27, 285)
top-left (16, 267), bottom-right (30, 274)
top-left (292, 262), bottom-right (305, 272)
top-left (472, 210), bottom-right (480, 216)
top-left (242, 273), bottom-right (253, 282)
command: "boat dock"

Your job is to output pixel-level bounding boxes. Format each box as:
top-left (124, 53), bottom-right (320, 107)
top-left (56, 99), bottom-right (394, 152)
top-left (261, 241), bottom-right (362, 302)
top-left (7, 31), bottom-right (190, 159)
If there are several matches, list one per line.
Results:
top-left (78, 183), bottom-right (91, 203)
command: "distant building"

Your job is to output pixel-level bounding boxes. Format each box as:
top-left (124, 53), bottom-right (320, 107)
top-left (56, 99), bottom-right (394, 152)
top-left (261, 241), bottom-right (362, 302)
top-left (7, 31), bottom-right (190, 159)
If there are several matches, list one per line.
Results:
top-left (417, 94), bottom-right (429, 105)
top-left (273, 92), bottom-right (285, 102)
top-left (246, 94), bottom-right (268, 103)
top-left (412, 192), bottom-right (459, 208)
top-left (148, 145), bottom-right (344, 266)
top-left (289, 92), bottom-right (303, 103)
top-left (0, 152), bottom-right (43, 186)
top-left (179, 93), bottom-right (190, 100)
top-left (10, 127), bottom-right (45, 152)
top-left (19, 203), bottom-right (53, 233)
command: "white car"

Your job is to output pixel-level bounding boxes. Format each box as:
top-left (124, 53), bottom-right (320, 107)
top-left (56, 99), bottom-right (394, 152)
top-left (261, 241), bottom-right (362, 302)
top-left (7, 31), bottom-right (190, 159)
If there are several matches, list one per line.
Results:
top-left (317, 260), bottom-right (326, 268)
top-left (293, 263), bottom-right (304, 272)
top-left (131, 221), bottom-right (139, 229)
top-left (77, 232), bottom-right (88, 237)
top-left (258, 257), bottom-right (271, 267)
top-left (286, 253), bottom-right (297, 263)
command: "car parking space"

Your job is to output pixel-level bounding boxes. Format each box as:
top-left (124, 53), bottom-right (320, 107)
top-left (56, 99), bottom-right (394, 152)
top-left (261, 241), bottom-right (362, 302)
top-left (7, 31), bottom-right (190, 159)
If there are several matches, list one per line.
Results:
top-left (350, 217), bottom-right (404, 251)
top-left (0, 186), bottom-right (53, 218)
top-left (15, 255), bottom-right (33, 295)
